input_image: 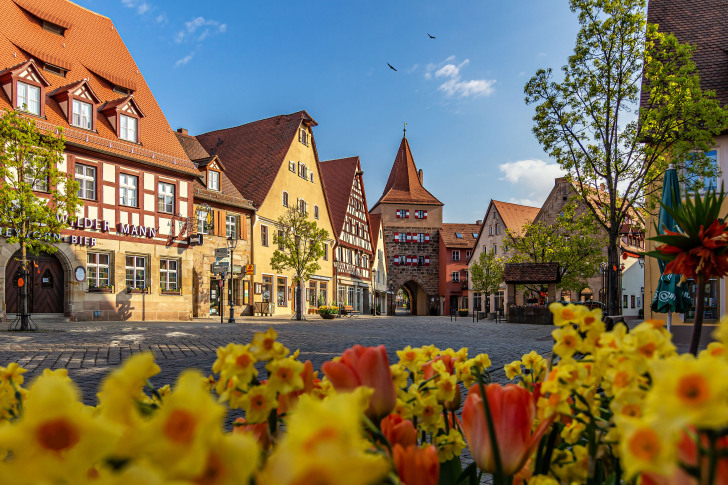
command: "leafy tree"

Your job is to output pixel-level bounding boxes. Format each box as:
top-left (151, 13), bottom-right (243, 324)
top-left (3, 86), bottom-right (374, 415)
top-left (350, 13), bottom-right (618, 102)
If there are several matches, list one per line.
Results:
top-left (271, 206), bottom-right (329, 321)
top-left (505, 203), bottom-right (606, 296)
top-left (469, 249), bottom-right (505, 314)
top-left (0, 111), bottom-right (80, 330)
top-left (524, 0), bottom-right (728, 315)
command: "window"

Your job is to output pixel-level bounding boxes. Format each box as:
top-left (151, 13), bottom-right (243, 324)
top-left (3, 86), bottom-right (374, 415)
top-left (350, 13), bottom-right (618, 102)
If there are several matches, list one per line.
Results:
top-left (493, 245), bottom-right (497, 255)
top-left (119, 174), bottom-right (138, 206)
top-left (87, 253), bottom-right (110, 288)
top-left (158, 182), bottom-right (175, 213)
top-left (466, 251), bottom-right (471, 260)
top-left (314, 205), bottom-right (319, 219)
top-left (418, 256), bottom-right (425, 266)
top-left (226, 214), bottom-right (238, 239)
top-left (631, 295), bottom-right (636, 309)
top-left (299, 128), bottom-right (309, 146)
top-left (310, 172), bottom-right (314, 183)
top-left (396, 209), bottom-right (409, 218)
top-left (414, 210), bottom-right (427, 219)
top-left (319, 282), bottom-right (327, 305)
top-left (125, 255), bottom-right (146, 290)
top-left (282, 191), bottom-right (289, 207)
top-left (289, 161), bottom-right (296, 172)
top-left (455, 233), bottom-right (463, 239)
top-left (495, 224), bottom-right (499, 235)
top-left (208, 170), bottom-right (220, 191)
top-left (75, 164), bottom-right (96, 200)
top-left (277, 277), bottom-right (287, 306)
top-left (623, 295), bottom-right (628, 308)
top-left (452, 250), bottom-right (460, 261)
top-left (72, 99), bottom-right (93, 130)
top-left (489, 226), bottom-right (493, 236)
top-left (261, 225), bottom-right (269, 247)
top-left (684, 150), bottom-right (718, 194)
top-left (160, 259), bottom-right (178, 291)
top-left (298, 199), bottom-right (307, 214)
top-left (416, 233), bottom-right (425, 243)
top-left (472, 233), bottom-right (478, 238)
top-left (308, 281), bottom-right (317, 307)
top-left (261, 275), bottom-right (273, 302)
top-left (17, 81), bottom-right (40, 115)
top-left (452, 271), bottom-right (460, 283)
top-left (26, 171), bottom-right (48, 192)
top-left (298, 162), bottom-right (307, 179)
top-left (277, 230), bottom-right (284, 250)
top-left (197, 208), bottom-right (212, 235)
top-left (119, 114), bottom-right (138, 142)
top-left (323, 243), bottom-right (328, 261)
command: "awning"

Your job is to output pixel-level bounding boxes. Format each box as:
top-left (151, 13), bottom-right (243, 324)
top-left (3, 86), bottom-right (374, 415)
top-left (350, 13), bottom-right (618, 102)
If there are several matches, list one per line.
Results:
top-left (310, 275), bottom-right (332, 282)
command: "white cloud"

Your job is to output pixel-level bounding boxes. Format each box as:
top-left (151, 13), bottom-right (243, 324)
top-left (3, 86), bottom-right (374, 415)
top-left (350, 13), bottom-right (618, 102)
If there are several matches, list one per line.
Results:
top-left (425, 56), bottom-right (496, 98)
top-left (406, 64), bottom-right (419, 74)
top-left (175, 17), bottom-right (226, 43)
top-left (155, 13), bottom-right (168, 24)
top-left (137, 2), bottom-right (150, 14)
top-left (498, 159), bottom-right (565, 207)
top-left (174, 52), bottom-right (194, 67)
top-left (121, 0), bottom-right (135, 6)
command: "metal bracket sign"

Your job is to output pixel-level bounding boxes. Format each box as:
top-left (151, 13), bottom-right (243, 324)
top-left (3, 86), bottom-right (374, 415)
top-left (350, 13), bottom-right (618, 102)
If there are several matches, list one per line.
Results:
top-left (212, 262), bottom-right (229, 274)
top-left (246, 264), bottom-right (255, 275)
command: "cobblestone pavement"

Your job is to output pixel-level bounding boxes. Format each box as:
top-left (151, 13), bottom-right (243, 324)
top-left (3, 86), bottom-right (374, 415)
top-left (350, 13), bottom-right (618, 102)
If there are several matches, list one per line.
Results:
top-left (0, 315), bottom-right (555, 405)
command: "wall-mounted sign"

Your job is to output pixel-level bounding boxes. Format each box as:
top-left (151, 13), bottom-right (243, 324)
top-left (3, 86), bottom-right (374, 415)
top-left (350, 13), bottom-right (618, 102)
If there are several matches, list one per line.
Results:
top-left (117, 223), bottom-right (157, 238)
top-left (246, 264), bottom-right (255, 275)
top-left (75, 266), bottom-right (86, 282)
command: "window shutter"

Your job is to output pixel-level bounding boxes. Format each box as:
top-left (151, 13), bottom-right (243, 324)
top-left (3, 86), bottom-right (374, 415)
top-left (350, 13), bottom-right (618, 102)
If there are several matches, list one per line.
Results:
top-left (424, 211), bottom-right (428, 219)
top-left (405, 210), bottom-right (410, 218)
top-left (394, 232), bottom-right (399, 242)
top-left (217, 211), bottom-right (225, 237)
top-left (425, 234), bottom-right (430, 243)
top-left (425, 256), bottom-right (430, 266)
top-left (394, 256), bottom-right (400, 266)
top-left (410, 255), bottom-right (416, 266)
top-left (396, 209), bottom-right (400, 218)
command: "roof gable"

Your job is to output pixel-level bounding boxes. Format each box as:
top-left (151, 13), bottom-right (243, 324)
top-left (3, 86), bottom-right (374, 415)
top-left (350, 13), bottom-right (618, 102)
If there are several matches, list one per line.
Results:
top-left (369, 212), bottom-right (383, 254)
top-left (195, 111), bottom-right (316, 207)
top-left (51, 78), bottom-right (100, 104)
top-left (439, 223), bottom-right (481, 248)
top-left (373, 136), bottom-right (443, 207)
top-left (492, 200), bottom-right (540, 236)
top-left (320, 156), bottom-right (360, 236)
top-left (0, 58), bottom-right (50, 86)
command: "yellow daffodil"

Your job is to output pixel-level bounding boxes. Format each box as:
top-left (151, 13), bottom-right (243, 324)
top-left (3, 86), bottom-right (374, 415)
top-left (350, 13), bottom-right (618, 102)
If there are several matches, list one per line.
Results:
top-left (97, 352), bottom-right (160, 429)
top-left (434, 427), bottom-right (466, 461)
top-left (0, 363), bottom-right (26, 386)
top-left (576, 306), bottom-right (603, 333)
top-left (617, 416), bottom-right (678, 479)
top-left (187, 432), bottom-right (259, 485)
top-left (0, 372), bottom-right (120, 484)
top-left (241, 384), bottom-right (278, 423)
top-left (552, 325), bottom-right (582, 358)
top-left (549, 302), bottom-right (581, 327)
top-left (435, 372), bottom-right (457, 403)
top-left (249, 327), bottom-right (290, 361)
top-left (266, 357), bottom-right (305, 395)
top-left (396, 346), bottom-right (424, 373)
top-left (391, 364), bottom-right (409, 390)
top-left (413, 392), bottom-right (443, 432)
top-left (504, 360), bottom-right (523, 380)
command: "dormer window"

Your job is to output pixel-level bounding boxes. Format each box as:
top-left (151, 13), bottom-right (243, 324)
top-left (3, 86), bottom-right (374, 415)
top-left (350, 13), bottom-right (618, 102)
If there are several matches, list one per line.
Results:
top-left (17, 81), bottom-right (40, 115)
top-left (120, 114), bottom-right (137, 142)
top-left (42, 20), bottom-right (65, 36)
top-left (208, 170), bottom-right (220, 191)
top-left (72, 99), bottom-right (92, 130)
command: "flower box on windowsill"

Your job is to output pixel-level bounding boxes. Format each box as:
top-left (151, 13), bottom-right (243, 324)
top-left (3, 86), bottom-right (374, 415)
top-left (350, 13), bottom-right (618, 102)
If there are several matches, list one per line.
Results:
top-left (126, 287), bottom-right (150, 294)
top-left (160, 288), bottom-right (182, 296)
top-left (88, 285), bottom-right (114, 294)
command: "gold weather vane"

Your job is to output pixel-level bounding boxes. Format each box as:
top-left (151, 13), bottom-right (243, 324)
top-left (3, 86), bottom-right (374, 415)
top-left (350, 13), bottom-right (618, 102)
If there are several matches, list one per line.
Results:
top-left (403, 122), bottom-right (407, 138)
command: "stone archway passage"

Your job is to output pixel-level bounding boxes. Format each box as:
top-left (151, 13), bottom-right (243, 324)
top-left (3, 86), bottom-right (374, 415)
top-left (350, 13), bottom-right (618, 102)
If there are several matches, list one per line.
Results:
top-left (5, 251), bottom-right (65, 314)
top-left (401, 280), bottom-right (428, 316)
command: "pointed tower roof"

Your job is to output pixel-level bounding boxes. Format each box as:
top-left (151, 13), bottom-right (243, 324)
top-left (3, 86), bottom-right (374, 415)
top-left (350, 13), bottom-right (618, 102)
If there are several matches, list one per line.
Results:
top-left (373, 137), bottom-right (443, 208)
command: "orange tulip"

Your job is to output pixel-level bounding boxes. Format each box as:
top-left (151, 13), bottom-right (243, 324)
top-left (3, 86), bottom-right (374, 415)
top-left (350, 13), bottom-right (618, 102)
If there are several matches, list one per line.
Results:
top-left (462, 383), bottom-right (553, 476)
top-left (232, 417), bottom-right (271, 450)
top-left (322, 345), bottom-right (396, 419)
top-left (393, 444), bottom-right (439, 485)
top-left (380, 413), bottom-right (417, 448)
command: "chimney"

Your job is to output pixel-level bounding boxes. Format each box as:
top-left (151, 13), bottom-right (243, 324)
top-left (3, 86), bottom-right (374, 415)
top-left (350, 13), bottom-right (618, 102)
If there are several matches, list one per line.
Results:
top-left (177, 128), bottom-right (188, 135)
top-left (418, 169), bottom-right (423, 184)
top-left (476, 220), bottom-right (483, 226)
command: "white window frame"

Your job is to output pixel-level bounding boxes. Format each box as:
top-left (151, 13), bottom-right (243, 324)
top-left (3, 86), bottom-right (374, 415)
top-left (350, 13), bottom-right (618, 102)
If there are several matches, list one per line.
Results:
top-left (466, 250), bottom-right (471, 260)
top-left (158, 181), bottom-right (175, 214)
top-left (208, 170), bottom-right (220, 191)
top-left (125, 255), bottom-right (146, 290)
top-left (226, 214), bottom-right (238, 239)
top-left (197, 208), bottom-right (210, 235)
top-left (452, 271), bottom-right (461, 283)
top-left (289, 161), bottom-right (296, 172)
top-left (452, 250), bottom-right (460, 261)
top-left (282, 191), bottom-right (289, 207)
top-left (119, 173), bottom-right (138, 207)
top-left (75, 164), bottom-right (96, 200)
top-left (160, 259), bottom-right (178, 291)
top-left (299, 128), bottom-right (309, 146)
top-left (72, 99), bottom-right (93, 130)
top-left (261, 224), bottom-right (269, 247)
top-left (17, 81), bottom-right (40, 115)
top-left (87, 252), bottom-right (111, 288)
top-left (119, 114), bottom-right (138, 142)
top-left (314, 205), bottom-right (319, 219)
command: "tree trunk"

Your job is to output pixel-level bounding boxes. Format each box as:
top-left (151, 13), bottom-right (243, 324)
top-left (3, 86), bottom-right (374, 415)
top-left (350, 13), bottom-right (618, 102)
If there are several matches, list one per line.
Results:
top-left (19, 238), bottom-right (30, 331)
top-left (689, 273), bottom-right (706, 356)
top-left (296, 279), bottom-right (302, 321)
top-left (606, 233), bottom-right (621, 317)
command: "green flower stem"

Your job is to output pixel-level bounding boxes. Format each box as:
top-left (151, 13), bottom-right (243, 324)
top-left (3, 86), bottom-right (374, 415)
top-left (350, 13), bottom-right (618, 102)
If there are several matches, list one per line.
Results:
top-left (475, 365), bottom-right (504, 480)
top-left (690, 273), bottom-right (706, 356)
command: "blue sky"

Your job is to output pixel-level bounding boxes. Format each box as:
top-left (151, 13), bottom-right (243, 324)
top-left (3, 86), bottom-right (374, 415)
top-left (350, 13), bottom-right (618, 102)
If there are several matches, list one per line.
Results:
top-left (76, 0), bottom-right (581, 222)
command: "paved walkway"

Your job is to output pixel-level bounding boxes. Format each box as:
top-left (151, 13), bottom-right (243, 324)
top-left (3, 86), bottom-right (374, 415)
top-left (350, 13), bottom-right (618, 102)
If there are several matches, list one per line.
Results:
top-left (0, 315), bottom-right (556, 405)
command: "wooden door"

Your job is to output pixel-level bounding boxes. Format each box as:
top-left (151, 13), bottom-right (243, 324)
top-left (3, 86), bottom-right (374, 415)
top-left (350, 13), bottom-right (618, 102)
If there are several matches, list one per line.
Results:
top-left (4, 252), bottom-right (64, 314)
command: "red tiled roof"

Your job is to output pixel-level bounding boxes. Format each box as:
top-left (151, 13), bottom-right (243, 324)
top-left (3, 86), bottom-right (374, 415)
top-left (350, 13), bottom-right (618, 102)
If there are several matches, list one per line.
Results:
top-left (492, 200), bottom-right (540, 235)
top-left (373, 137), bottom-right (442, 207)
top-left (503, 263), bottom-right (561, 284)
top-left (174, 131), bottom-right (253, 210)
top-left (439, 223), bottom-right (481, 249)
top-left (195, 111), bottom-right (316, 207)
top-left (646, 0), bottom-right (728, 107)
top-left (0, 0), bottom-right (196, 174)
top-left (320, 156), bottom-right (359, 236)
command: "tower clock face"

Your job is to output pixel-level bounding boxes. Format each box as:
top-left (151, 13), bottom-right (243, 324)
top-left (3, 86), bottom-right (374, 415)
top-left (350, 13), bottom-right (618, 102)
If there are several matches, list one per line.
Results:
top-left (75, 266), bottom-right (86, 282)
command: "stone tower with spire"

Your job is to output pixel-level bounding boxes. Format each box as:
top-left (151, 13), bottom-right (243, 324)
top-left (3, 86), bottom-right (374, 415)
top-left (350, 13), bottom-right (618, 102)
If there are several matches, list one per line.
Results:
top-left (370, 135), bottom-right (443, 315)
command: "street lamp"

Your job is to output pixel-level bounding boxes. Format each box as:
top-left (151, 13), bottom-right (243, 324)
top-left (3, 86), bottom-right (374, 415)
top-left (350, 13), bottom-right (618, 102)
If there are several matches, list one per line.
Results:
top-left (227, 236), bottom-right (238, 323)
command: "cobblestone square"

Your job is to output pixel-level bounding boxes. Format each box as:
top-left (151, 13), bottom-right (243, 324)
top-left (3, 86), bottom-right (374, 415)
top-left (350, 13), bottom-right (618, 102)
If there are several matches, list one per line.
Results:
top-left (0, 316), bottom-right (555, 405)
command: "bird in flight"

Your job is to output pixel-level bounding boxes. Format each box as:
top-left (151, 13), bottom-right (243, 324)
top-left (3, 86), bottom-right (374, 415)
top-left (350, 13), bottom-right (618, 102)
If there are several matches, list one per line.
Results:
top-left (387, 63), bottom-right (397, 71)
top-left (427, 33), bottom-right (436, 39)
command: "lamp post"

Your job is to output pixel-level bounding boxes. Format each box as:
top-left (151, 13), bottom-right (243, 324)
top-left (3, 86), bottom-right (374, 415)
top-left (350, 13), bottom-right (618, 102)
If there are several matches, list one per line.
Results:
top-left (227, 236), bottom-right (237, 323)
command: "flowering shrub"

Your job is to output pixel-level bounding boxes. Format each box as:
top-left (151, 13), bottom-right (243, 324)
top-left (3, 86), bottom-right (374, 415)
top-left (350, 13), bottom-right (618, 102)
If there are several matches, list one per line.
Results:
top-left (317, 305), bottom-right (338, 315)
top-left (458, 308), bottom-right (469, 316)
top-left (1, 312), bottom-right (727, 484)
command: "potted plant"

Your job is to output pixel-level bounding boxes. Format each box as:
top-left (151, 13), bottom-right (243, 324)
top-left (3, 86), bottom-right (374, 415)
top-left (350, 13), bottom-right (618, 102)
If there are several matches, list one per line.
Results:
top-left (317, 305), bottom-right (338, 320)
top-left (458, 308), bottom-right (469, 317)
top-left (88, 283), bottom-right (114, 293)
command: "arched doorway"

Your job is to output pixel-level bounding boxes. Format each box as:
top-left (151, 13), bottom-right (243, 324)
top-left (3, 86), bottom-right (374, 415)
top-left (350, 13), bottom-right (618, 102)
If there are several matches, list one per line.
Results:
top-left (5, 251), bottom-right (65, 314)
top-left (399, 280), bottom-right (428, 316)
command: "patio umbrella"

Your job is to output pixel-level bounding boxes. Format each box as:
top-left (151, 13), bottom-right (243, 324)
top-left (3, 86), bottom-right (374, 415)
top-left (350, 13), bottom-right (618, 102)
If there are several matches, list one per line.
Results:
top-left (651, 165), bottom-right (693, 329)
